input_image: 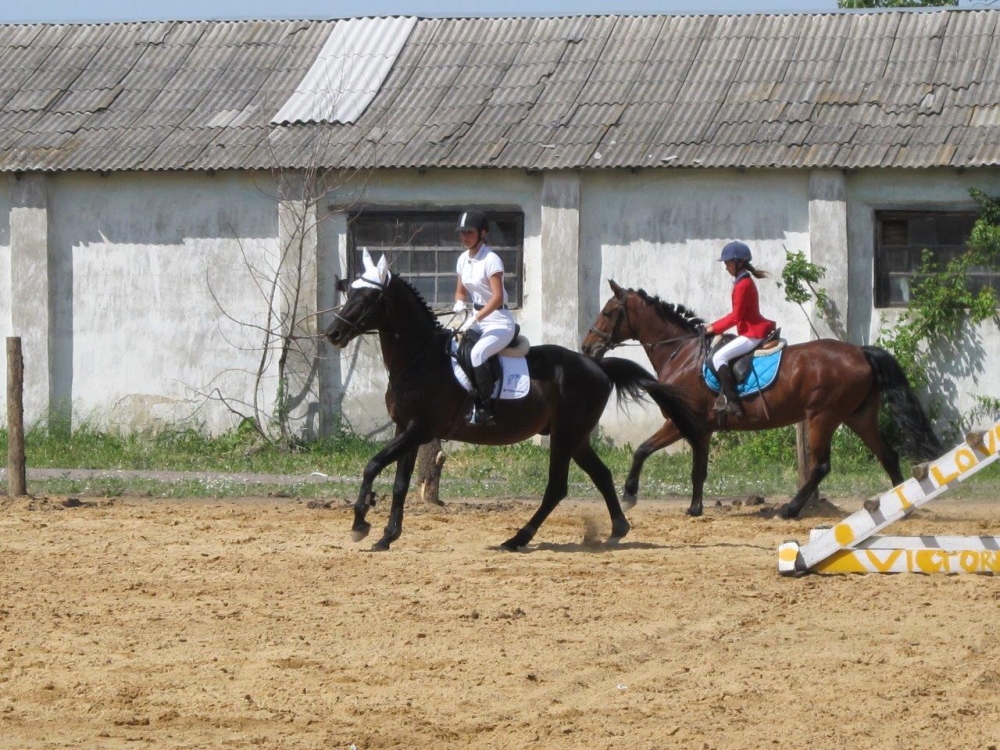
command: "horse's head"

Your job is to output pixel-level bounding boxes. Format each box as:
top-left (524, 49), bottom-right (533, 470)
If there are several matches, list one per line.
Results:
top-left (581, 279), bottom-right (636, 360)
top-left (326, 249), bottom-right (392, 348)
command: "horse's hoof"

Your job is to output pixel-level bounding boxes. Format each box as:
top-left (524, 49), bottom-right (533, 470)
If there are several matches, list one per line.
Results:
top-left (500, 525), bottom-right (535, 551)
top-left (621, 493), bottom-right (637, 512)
top-left (351, 522), bottom-right (371, 542)
top-left (370, 539), bottom-right (391, 552)
top-left (609, 519), bottom-right (630, 544)
top-left (777, 504), bottom-right (798, 520)
top-left (686, 506), bottom-right (703, 517)
top-left (500, 529), bottom-right (531, 551)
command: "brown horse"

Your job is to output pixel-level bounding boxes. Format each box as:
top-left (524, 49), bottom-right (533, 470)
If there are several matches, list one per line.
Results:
top-left (581, 280), bottom-right (943, 520)
top-left (324, 254), bottom-right (699, 551)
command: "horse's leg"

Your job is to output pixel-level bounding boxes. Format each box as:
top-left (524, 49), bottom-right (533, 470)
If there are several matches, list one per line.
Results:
top-left (352, 423), bottom-right (423, 542)
top-left (371, 443), bottom-right (420, 552)
top-left (622, 421), bottom-right (709, 517)
top-left (778, 415), bottom-right (837, 520)
top-left (844, 393), bottom-right (904, 486)
top-left (501, 443), bottom-right (572, 551)
top-left (572, 443), bottom-right (630, 544)
top-left (622, 421), bottom-right (684, 510)
top-left (686, 431), bottom-right (712, 518)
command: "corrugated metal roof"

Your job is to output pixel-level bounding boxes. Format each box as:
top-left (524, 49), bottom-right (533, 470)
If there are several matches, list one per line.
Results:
top-left (271, 16), bottom-right (417, 125)
top-left (1, 9), bottom-right (1000, 173)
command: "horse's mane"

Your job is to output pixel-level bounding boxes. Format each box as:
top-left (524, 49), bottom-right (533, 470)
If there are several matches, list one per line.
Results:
top-left (634, 288), bottom-right (705, 332)
top-left (392, 275), bottom-right (445, 332)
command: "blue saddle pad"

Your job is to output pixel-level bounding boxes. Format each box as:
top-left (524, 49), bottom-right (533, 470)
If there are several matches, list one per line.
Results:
top-left (703, 349), bottom-right (783, 396)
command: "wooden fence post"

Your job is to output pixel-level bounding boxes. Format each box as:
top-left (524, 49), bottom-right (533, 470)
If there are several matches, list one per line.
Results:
top-left (7, 337), bottom-right (27, 497)
top-left (795, 421), bottom-right (818, 509)
top-left (416, 439), bottom-right (446, 506)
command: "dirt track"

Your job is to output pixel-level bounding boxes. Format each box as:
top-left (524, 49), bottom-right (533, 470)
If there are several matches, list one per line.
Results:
top-left (2, 493), bottom-right (999, 750)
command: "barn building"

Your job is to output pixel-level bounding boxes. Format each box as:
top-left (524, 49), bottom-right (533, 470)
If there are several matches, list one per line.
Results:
top-left (1, 9), bottom-right (998, 443)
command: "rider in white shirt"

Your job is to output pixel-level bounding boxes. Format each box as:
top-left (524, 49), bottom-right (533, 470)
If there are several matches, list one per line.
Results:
top-left (453, 210), bottom-right (516, 426)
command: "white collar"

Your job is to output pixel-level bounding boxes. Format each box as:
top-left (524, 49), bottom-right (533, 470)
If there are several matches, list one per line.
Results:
top-left (467, 243), bottom-right (490, 261)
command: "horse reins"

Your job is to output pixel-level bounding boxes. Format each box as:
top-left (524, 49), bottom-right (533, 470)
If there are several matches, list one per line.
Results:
top-left (589, 288), bottom-right (700, 358)
top-left (337, 278), bottom-right (462, 386)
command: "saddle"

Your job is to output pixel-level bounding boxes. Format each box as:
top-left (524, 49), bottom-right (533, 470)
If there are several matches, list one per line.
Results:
top-left (455, 326), bottom-right (530, 392)
top-left (706, 328), bottom-right (784, 383)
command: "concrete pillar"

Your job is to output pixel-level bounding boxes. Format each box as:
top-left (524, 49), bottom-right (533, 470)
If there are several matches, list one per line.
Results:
top-left (808, 170), bottom-right (849, 341)
top-left (316, 208), bottom-right (347, 437)
top-left (540, 172), bottom-right (582, 350)
top-left (277, 172), bottom-right (321, 441)
top-left (8, 173), bottom-right (53, 427)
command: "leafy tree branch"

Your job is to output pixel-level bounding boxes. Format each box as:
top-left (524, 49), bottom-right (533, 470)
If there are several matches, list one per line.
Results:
top-left (778, 249), bottom-right (835, 340)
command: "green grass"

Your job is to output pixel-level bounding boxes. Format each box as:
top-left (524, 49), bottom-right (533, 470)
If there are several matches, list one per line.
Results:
top-left (8, 422), bottom-right (375, 476)
top-left (1, 423), bottom-right (997, 501)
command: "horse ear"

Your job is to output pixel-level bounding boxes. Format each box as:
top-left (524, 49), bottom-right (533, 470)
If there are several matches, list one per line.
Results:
top-left (376, 254), bottom-right (389, 282)
top-left (609, 279), bottom-right (624, 296)
top-left (362, 247), bottom-right (375, 272)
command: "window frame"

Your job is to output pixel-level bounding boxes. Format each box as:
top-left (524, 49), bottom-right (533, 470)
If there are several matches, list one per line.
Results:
top-left (873, 208), bottom-right (992, 309)
top-left (346, 208), bottom-right (525, 310)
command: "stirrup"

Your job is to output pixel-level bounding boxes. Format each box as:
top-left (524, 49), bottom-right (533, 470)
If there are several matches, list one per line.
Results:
top-left (713, 394), bottom-right (743, 417)
top-left (467, 403), bottom-right (496, 427)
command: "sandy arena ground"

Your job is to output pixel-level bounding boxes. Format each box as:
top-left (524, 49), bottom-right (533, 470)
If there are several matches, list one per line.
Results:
top-left (2, 492), bottom-right (999, 750)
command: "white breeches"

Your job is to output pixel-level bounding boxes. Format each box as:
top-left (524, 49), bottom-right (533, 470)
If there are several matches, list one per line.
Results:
top-left (470, 314), bottom-right (516, 367)
top-left (711, 335), bottom-right (762, 370)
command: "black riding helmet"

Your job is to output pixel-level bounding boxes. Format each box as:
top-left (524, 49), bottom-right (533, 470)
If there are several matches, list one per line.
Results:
top-left (457, 210), bottom-right (489, 233)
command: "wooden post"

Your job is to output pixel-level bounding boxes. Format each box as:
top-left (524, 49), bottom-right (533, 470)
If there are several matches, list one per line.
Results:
top-left (416, 439), bottom-right (446, 506)
top-left (795, 422), bottom-right (818, 508)
top-left (7, 337), bottom-right (27, 497)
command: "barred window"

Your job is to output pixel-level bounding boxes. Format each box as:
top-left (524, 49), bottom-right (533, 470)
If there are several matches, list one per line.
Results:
top-left (874, 210), bottom-right (998, 308)
top-left (347, 210), bottom-right (524, 308)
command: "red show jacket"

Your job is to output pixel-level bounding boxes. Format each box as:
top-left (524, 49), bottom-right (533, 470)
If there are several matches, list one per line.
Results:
top-left (710, 273), bottom-right (776, 339)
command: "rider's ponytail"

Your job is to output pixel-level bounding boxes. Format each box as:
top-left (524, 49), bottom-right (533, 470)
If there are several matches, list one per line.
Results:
top-left (742, 261), bottom-right (768, 279)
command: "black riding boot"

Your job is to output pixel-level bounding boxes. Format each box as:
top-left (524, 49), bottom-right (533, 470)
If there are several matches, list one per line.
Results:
top-left (714, 364), bottom-right (744, 417)
top-left (469, 363), bottom-right (497, 426)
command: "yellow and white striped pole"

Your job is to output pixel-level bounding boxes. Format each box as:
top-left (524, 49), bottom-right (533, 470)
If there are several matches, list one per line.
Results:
top-left (779, 421), bottom-right (1000, 575)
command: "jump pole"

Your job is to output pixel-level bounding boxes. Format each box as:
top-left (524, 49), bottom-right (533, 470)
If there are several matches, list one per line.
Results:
top-left (778, 420), bottom-right (1000, 575)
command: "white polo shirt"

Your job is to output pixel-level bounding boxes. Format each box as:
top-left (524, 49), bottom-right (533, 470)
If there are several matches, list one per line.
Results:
top-left (456, 244), bottom-right (508, 308)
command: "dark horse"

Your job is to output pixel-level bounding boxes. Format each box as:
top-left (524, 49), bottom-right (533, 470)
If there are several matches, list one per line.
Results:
top-left (324, 255), bottom-right (698, 551)
top-left (581, 280), bottom-right (943, 520)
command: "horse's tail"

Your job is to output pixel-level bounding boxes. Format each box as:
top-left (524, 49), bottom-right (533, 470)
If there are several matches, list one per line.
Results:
top-left (862, 345), bottom-right (943, 460)
top-left (596, 357), bottom-right (703, 446)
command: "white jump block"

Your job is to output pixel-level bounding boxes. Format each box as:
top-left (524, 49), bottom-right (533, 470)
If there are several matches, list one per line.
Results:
top-left (779, 420), bottom-right (1000, 575)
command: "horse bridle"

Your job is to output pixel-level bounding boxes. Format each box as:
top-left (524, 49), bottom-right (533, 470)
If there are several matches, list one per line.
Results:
top-left (588, 286), bottom-right (702, 358)
top-left (334, 276), bottom-right (453, 384)
top-left (587, 287), bottom-right (632, 354)
top-left (332, 278), bottom-right (389, 341)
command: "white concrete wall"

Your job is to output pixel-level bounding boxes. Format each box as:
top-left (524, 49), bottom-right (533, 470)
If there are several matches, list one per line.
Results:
top-left (580, 168), bottom-right (812, 446)
top-left (847, 167), bottom-right (1000, 425)
top-left (47, 171), bottom-right (281, 434)
top-left (0, 184), bottom-right (10, 418)
top-left (0, 183), bottom-right (10, 341)
top-left (4, 164), bottom-right (997, 442)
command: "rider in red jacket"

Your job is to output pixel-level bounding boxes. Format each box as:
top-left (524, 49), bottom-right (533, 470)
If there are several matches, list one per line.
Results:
top-left (704, 241), bottom-right (776, 417)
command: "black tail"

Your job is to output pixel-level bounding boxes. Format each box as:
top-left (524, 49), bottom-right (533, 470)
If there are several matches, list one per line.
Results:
top-left (596, 357), bottom-right (703, 448)
top-left (862, 346), bottom-right (943, 460)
